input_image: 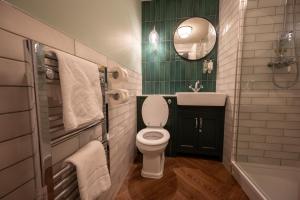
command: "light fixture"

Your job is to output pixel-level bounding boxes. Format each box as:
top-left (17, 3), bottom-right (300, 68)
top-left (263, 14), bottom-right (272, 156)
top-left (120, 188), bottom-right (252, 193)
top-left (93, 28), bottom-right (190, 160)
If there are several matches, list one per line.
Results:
top-left (149, 26), bottom-right (159, 45)
top-left (177, 26), bottom-right (193, 39)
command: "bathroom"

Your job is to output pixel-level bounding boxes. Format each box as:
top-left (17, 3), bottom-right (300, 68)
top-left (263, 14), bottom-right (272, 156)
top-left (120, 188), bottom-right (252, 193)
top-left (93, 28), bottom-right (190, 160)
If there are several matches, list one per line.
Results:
top-left (0, 0), bottom-right (299, 199)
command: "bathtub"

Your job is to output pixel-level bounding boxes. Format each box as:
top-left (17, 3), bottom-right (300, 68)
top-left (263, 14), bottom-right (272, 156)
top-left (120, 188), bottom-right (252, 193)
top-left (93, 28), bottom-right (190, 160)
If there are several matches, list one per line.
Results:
top-left (232, 161), bottom-right (300, 200)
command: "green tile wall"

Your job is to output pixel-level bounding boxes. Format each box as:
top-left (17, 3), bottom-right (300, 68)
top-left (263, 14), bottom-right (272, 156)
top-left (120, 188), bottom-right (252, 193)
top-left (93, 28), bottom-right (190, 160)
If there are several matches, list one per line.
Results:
top-left (142, 0), bottom-right (219, 94)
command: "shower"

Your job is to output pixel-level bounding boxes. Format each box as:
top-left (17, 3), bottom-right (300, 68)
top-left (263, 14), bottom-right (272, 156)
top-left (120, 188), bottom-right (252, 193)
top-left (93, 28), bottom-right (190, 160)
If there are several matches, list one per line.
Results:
top-left (268, 0), bottom-right (299, 89)
top-left (234, 0), bottom-right (300, 199)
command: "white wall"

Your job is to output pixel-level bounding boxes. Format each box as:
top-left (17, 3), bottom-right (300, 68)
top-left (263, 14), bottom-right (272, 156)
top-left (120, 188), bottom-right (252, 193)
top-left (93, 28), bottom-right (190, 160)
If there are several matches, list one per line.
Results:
top-left (5, 0), bottom-right (142, 72)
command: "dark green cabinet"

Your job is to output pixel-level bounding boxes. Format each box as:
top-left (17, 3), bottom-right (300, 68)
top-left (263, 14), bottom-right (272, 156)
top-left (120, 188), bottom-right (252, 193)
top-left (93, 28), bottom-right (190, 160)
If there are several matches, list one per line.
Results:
top-left (176, 107), bottom-right (224, 160)
top-left (177, 110), bottom-right (199, 153)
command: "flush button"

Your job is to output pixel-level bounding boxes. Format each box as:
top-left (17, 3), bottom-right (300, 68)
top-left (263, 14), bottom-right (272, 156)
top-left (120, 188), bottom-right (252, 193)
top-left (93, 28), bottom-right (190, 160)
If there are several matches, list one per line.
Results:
top-left (167, 99), bottom-right (172, 104)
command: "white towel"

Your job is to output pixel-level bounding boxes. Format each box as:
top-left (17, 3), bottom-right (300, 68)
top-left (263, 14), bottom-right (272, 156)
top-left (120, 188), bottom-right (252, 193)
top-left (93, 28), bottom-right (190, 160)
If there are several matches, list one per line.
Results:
top-left (65, 140), bottom-right (111, 200)
top-left (55, 51), bottom-right (104, 131)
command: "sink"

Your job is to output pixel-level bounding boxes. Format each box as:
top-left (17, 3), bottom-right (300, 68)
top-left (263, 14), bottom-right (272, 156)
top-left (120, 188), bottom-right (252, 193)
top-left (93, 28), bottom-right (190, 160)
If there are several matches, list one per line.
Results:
top-left (176, 92), bottom-right (226, 106)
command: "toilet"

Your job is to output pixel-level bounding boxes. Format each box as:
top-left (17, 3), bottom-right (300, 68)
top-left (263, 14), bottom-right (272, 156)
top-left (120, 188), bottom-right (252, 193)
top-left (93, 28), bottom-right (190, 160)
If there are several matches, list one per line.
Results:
top-left (136, 95), bottom-right (170, 179)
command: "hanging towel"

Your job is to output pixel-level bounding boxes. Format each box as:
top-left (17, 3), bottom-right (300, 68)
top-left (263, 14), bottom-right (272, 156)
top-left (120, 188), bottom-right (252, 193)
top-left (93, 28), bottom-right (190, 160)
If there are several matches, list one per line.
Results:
top-left (55, 51), bottom-right (103, 131)
top-left (65, 140), bottom-right (111, 200)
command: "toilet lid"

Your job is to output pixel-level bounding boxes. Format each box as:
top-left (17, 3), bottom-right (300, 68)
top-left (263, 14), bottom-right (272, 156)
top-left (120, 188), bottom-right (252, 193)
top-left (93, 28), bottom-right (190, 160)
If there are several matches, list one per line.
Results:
top-left (142, 96), bottom-right (169, 127)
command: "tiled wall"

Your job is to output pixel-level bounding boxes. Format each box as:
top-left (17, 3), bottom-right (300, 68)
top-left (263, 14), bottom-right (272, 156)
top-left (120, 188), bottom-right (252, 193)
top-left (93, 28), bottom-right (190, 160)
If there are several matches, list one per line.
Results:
top-left (0, 1), bottom-right (141, 199)
top-left (0, 17), bottom-right (36, 200)
top-left (142, 0), bottom-right (219, 94)
top-left (216, 0), bottom-right (245, 170)
top-left (236, 0), bottom-right (300, 167)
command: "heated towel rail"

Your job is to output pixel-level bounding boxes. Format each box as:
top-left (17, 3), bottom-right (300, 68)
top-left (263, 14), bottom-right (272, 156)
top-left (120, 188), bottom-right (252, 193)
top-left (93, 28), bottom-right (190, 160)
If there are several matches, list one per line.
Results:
top-left (25, 40), bottom-right (109, 200)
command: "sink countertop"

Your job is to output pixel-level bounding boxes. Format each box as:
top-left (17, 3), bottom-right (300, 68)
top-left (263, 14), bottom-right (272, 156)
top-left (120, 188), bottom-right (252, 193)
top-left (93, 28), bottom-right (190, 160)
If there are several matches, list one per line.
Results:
top-left (137, 94), bottom-right (176, 97)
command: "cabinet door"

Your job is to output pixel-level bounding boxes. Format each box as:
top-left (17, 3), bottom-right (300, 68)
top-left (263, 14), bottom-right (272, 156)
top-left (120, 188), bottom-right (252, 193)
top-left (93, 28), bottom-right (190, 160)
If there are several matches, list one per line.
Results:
top-left (177, 110), bottom-right (198, 153)
top-left (197, 110), bottom-right (223, 158)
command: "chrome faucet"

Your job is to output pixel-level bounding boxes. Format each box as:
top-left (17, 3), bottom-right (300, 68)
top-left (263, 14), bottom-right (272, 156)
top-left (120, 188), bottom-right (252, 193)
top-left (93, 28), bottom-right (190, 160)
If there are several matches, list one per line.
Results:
top-left (189, 80), bottom-right (203, 92)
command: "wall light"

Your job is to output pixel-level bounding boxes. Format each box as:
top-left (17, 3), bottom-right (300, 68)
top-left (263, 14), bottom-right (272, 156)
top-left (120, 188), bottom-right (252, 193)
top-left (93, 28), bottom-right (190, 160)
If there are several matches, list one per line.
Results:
top-left (177, 26), bottom-right (193, 39)
top-left (149, 26), bottom-right (159, 50)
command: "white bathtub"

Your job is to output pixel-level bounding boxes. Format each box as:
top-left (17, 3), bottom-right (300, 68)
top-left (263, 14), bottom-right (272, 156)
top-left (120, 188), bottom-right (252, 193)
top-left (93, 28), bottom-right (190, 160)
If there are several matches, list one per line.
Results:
top-left (232, 161), bottom-right (300, 200)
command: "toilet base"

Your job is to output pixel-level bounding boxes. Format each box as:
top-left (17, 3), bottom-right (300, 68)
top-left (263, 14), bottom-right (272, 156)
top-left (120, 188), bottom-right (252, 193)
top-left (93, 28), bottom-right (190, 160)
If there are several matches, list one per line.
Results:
top-left (140, 152), bottom-right (165, 179)
top-left (141, 169), bottom-right (163, 179)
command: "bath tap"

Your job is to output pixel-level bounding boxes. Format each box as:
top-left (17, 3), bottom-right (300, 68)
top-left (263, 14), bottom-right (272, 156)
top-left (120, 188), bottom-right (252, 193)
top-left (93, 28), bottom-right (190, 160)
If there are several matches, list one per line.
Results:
top-left (189, 80), bottom-right (203, 92)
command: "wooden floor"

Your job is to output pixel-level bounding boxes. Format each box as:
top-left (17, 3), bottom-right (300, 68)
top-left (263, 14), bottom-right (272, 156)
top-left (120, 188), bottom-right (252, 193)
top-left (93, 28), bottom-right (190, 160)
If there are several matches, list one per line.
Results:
top-left (115, 157), bottom-right (248, 200)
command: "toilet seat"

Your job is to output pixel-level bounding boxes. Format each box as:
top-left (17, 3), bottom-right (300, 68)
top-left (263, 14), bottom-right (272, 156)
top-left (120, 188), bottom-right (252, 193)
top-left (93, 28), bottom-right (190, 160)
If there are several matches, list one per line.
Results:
top-left (142, 96), bottom-right (169, 127)
top-left (137, 128), bottom-right (170, 146)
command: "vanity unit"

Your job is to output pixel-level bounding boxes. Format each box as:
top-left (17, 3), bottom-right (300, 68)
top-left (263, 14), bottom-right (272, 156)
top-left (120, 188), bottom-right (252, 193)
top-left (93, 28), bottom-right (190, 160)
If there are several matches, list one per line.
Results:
top-left (137, 93), bottom-right (226, 160)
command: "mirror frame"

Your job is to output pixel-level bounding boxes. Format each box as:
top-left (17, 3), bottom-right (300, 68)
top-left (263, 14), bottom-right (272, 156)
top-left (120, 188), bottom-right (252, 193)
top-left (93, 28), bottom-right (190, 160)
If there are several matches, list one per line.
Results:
top-left (173, 17), bottom-right (218, 61)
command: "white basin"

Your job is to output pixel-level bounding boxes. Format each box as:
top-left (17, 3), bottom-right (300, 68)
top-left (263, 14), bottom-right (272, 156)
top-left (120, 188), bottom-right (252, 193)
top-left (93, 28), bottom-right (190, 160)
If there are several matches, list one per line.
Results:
top-left (176, 92), bottom-right (227, 106)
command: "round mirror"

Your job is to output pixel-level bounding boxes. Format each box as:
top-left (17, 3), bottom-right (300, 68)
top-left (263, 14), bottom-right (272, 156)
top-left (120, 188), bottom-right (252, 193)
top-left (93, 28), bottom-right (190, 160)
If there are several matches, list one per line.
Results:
top-left (174, 17), bottom-right (217, 60)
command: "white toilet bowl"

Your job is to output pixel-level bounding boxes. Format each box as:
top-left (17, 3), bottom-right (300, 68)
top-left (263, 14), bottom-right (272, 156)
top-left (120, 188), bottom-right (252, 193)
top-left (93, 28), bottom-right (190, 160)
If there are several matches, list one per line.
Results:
top-left (136, 128), bottom-right (170, 179)
top-left (136, 96), bottom-right (170, 179)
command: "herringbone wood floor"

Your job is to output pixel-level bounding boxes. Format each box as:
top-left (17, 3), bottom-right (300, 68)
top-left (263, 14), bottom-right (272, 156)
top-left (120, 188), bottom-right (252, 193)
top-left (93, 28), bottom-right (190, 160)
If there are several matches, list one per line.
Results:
top-left (115, 157), bottom-right (248, 200)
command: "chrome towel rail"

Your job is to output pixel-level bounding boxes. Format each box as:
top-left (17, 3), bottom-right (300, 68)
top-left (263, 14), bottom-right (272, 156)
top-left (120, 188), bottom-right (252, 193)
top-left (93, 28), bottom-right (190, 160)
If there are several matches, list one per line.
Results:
top-left (27, 41), bottom-right (110, 200)
top-left (51, 120), bottom-right (103, 146)
top-left (53, 137), bottom-right (109, 200)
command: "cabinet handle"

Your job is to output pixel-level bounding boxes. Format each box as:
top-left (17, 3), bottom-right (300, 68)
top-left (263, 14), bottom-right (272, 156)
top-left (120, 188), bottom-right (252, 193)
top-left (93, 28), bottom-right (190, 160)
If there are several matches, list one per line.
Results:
top-left (199, 117), bottom-right (203, 133)
top-left (195, 118), bottom-right (198, 128)
top-left (199, 117), bottom-right (203, 129)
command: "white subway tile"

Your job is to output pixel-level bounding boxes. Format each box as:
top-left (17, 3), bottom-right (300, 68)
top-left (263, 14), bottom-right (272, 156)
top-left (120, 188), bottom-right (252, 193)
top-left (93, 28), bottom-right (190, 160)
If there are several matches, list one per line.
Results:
top-left (244, 25), bottom-right (274, 34)
top-left (1, 179), bottom-right (35, 200)
top-left (248, 156), bottom-right (281, 165)
top-left (0, 111), bottom-right (32, 142)
top-left (286, 114), bottom-right (300, 121)
top-left (246, 7), bottom-right (276, 17)
top-left (283, 144), bottom-right (300, 153)
top-left (251, 127), bottom-right (283, 136)
top-left (252, 97), bottom-right (286, 105)
top-left (238, 148), bottom-right (264, 156)
top-left (284, 129), bottom-right (300, 137)
top-left (267, 121), bottom-right (300, 129)
top-left (243, 41), bottom-right (273, 50)
top-left (0, 29), bottom-right (25, 61)
top-left (258, 0), bottom-right (284, 7)
top-left (0, 87), bottom-right (31, 114)
top-left (255, 33), bottom-right (278, 41)
top-left (238, 134), bottom-right (266, 142)
top-left (257, 15), bottom-right (283, 25)
top-left (249, 142), bottom-right (281, 150)
top-left (0, 157), bottom-right (34, 197)
top-left (240, 105), bottom-right (268, 112)
top-left (268, 106), bottom-right (300, 113)
top-left (281, 160), bottom-right (300, 167)
top-left (0, 135), bottom-right (32, 170)
top-left (264, 150), bottom-right (298, 159)
top-left (0, 58), bottom-right (30, 86)
top-left (239, 119), bottom-right (266, 128)
top-left (266, 136), bottom-right (300, 145)
top-left (251, 113), bottom-right (285, 121)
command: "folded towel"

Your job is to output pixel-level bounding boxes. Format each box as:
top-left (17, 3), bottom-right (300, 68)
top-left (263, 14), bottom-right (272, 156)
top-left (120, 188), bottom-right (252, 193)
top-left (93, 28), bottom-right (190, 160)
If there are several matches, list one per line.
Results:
top-left (55, 51), bottom-right (104, 131)
top-left (65, 140), bottom-right (111, 200)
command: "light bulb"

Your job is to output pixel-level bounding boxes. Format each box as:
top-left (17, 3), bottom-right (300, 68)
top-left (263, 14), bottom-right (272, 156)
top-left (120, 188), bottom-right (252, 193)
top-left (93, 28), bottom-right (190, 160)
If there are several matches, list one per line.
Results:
top-left (149, 26), bottom-right (159, 44)
top-left (177, 26), bottom-right (193, 39)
